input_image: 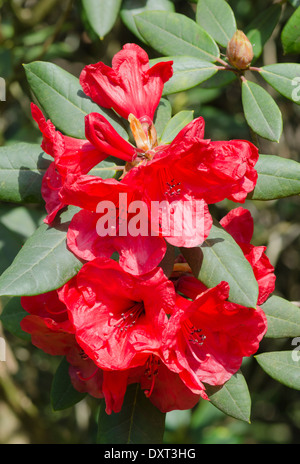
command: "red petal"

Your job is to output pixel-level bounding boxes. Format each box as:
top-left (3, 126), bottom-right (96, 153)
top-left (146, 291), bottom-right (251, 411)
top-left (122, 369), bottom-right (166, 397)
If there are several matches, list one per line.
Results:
top-left (80, 43), bottom-right (173, 120)
top-left (85, 113), bottom-right (136, 162)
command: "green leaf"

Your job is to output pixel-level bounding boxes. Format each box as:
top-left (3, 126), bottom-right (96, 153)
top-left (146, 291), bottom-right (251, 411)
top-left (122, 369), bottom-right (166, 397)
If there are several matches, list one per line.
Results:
top-left (199, 222), bottom-right (259, 308)
top-left (205, 371), bottom-right (251, 423)
top-left (250, 154), bottom-right (300, 200)
top-left (120, 0), bottom-right (175, 43)
top-left (281, 6), bottom-right (300, 55)
top-left (241, 80), bottom-right (282, 142)
top-left (153, 98), bottom-right (172, 139)
top-left (0, 143), bottom-right (51, 204)
top-left (90, 159), bottom-right (120, 179)
top-left (24, 61), bottom-right (128, 140)
top-left (97, 383), bottom-right (166, 444)
top-left (245, 4), bottom-right (282, 61)
top-left (134, 11), bottom-right (220, 62)
top-left (262, 296), bottom-right (300, 339)
top-left (82, 0), bottom-right (122, 39)
top-left (256, 351), bottom-right (300, 390)
top-left (0, 297), bottom-right (31, 341)
top-left (51, 357), bottom-right (86, 411)
top-left (259, 63), bottom-right (300, 105)
top-left (150, 56), bottom-right (218, 95)
top-left (0, 223), bottom-right (23, 276)
top-left (160, 110), bottom-right (194, 144)
top-left (0, 207), bottom-right (83, 297)
top-left (196, 0), bottom-right (237, 48)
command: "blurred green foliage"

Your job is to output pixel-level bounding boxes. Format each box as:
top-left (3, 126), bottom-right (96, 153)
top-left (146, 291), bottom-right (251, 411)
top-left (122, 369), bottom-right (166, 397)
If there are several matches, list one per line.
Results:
top-left (0, 0), bottom-right (300, 444)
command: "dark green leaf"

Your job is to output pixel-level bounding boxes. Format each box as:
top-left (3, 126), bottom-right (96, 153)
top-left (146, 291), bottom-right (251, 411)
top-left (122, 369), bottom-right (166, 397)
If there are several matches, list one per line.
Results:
top-left (82, 0), bottom-right (122, 39)
top-left (262, 295), bottom-right (300, 338)
top-left (160, 110), bottom-right (194, 144)
top-left (259, 63), bottom-right (300, 105)
top-left (256, 351), bottom-right (300, 390)
top-left (199, 222), bottom-right (259, 308)
top-left (196, 0), bottom-right (237, 48)
top-left (120, 0), bottom-right (175, 43)
top-left (281, 6), bottom-right (300, 55)
top-left (51, 357), bottom-right (86, 411)
top-left (134, 11), bottom-right (220, 62)
top-left (205, 371), bottom-right (251, 423)
top-left (241, 80), bottom-right (282, 142)
top-left (150, 56), bottom-right (219, 95)
top-left (0, 207), bottom-right (83, 297)
top-left (24, 62), bottom-right (128, 140)
top-left (97, 383), bottom-right (166, 444)
top-left (245, 4), bottom-right (282, 60)
top-left (250, 154), bottom-right (300, 200)
top-left (0, 143), bottom-right (51, 204)
top-left (0, 223), bottom-right (23, 276)
top-left (0, 297), bottom-right (30, 341)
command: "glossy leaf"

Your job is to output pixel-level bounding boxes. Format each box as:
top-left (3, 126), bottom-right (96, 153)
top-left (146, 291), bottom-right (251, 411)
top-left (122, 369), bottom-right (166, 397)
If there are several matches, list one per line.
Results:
top-left (24, 62), bottom-right (128, 140)
top-left (120, 0), bottom-right (175, 43)
top-left (245, 4), bottom-right (282, 60)
top-left (262, 295), bottom-right (300, 339)
top-left (135, 11), bottom-right (220, 62)
top-left (150, 56), bottom-right (219, 95)
top-left (196, 0), bottom-right (237, 48)
top-left (250, 154), bottom-right (300, 200)
top-left (160, 110), bottom-right (194, 144)
top-left (0, 206), bottom-right (82, 297)
top-left (51, 357), bottom-right (86, 411)
top-left (256, 351), bottom-right (300, 390)
top-left (281, 6), bottom-right (300, 55)
top-left (205, 371), bottom-right (251, 423)
top-left (0, 297), bottom-right (30, 341)
top-left (199, 222), bottom-right (259, 308)
top-left (241, 80), bottom-right (282, 142)
top-left (259, 63), bottom-right (300, 105)
top-left (82, 0), bottom-right (122, 39)
top-left (0, 143), bottom-right (51, 204)
top-left (97, 383), bottom-right (166, 444)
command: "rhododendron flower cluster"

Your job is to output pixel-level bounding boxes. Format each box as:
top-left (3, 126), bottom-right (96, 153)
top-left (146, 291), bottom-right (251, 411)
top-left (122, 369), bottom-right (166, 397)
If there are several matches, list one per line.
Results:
top-left (21, 44), bottom-right (275, 415)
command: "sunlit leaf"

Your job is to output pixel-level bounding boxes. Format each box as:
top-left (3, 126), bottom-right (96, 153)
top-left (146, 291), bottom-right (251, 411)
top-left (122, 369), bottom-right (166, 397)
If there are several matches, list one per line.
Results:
top-left (135, 11), bottom-right (220, 62)
top-left (241, 80), bottom-right (282, 142)
top-left (196, 0), bottom-right (237, 48)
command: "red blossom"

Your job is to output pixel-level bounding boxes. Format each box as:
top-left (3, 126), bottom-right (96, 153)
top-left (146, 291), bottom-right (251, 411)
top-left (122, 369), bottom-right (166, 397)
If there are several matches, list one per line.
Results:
top-left (20, 290), bottom-right (103, 399)
top-left (80, 43), bottom-right (173, 121)
top-left (58, 257), bottom-right (177, 371)
top-left (163, 276), bottom-right (268, 394)
top-left (31, 104), bottom-right (107, 224)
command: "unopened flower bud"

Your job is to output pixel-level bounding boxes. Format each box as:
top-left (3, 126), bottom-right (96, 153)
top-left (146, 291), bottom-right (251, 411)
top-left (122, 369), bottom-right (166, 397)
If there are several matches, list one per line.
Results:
top-left (226, 30), bottom-right (254, 70)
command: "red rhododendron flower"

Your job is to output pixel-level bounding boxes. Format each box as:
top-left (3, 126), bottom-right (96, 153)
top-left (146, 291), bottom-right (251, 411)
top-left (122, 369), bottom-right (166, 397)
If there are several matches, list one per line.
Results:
top-left (80, 43), bottom-right (173, 121)
top-left (60, 114), bottom-right (258, 271)
top-left (31, 103), bottom-right (107, 224)
top-left (100, 355), bottom-right (202, 415)
top-left (220, 207), bottom-right (276, 305)
top-left (163, 276), bottom-right (268, 394)
top-left (20, 290), bottom-right (104, 398)
top-left (58, 257), bottom-right (177, 371)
